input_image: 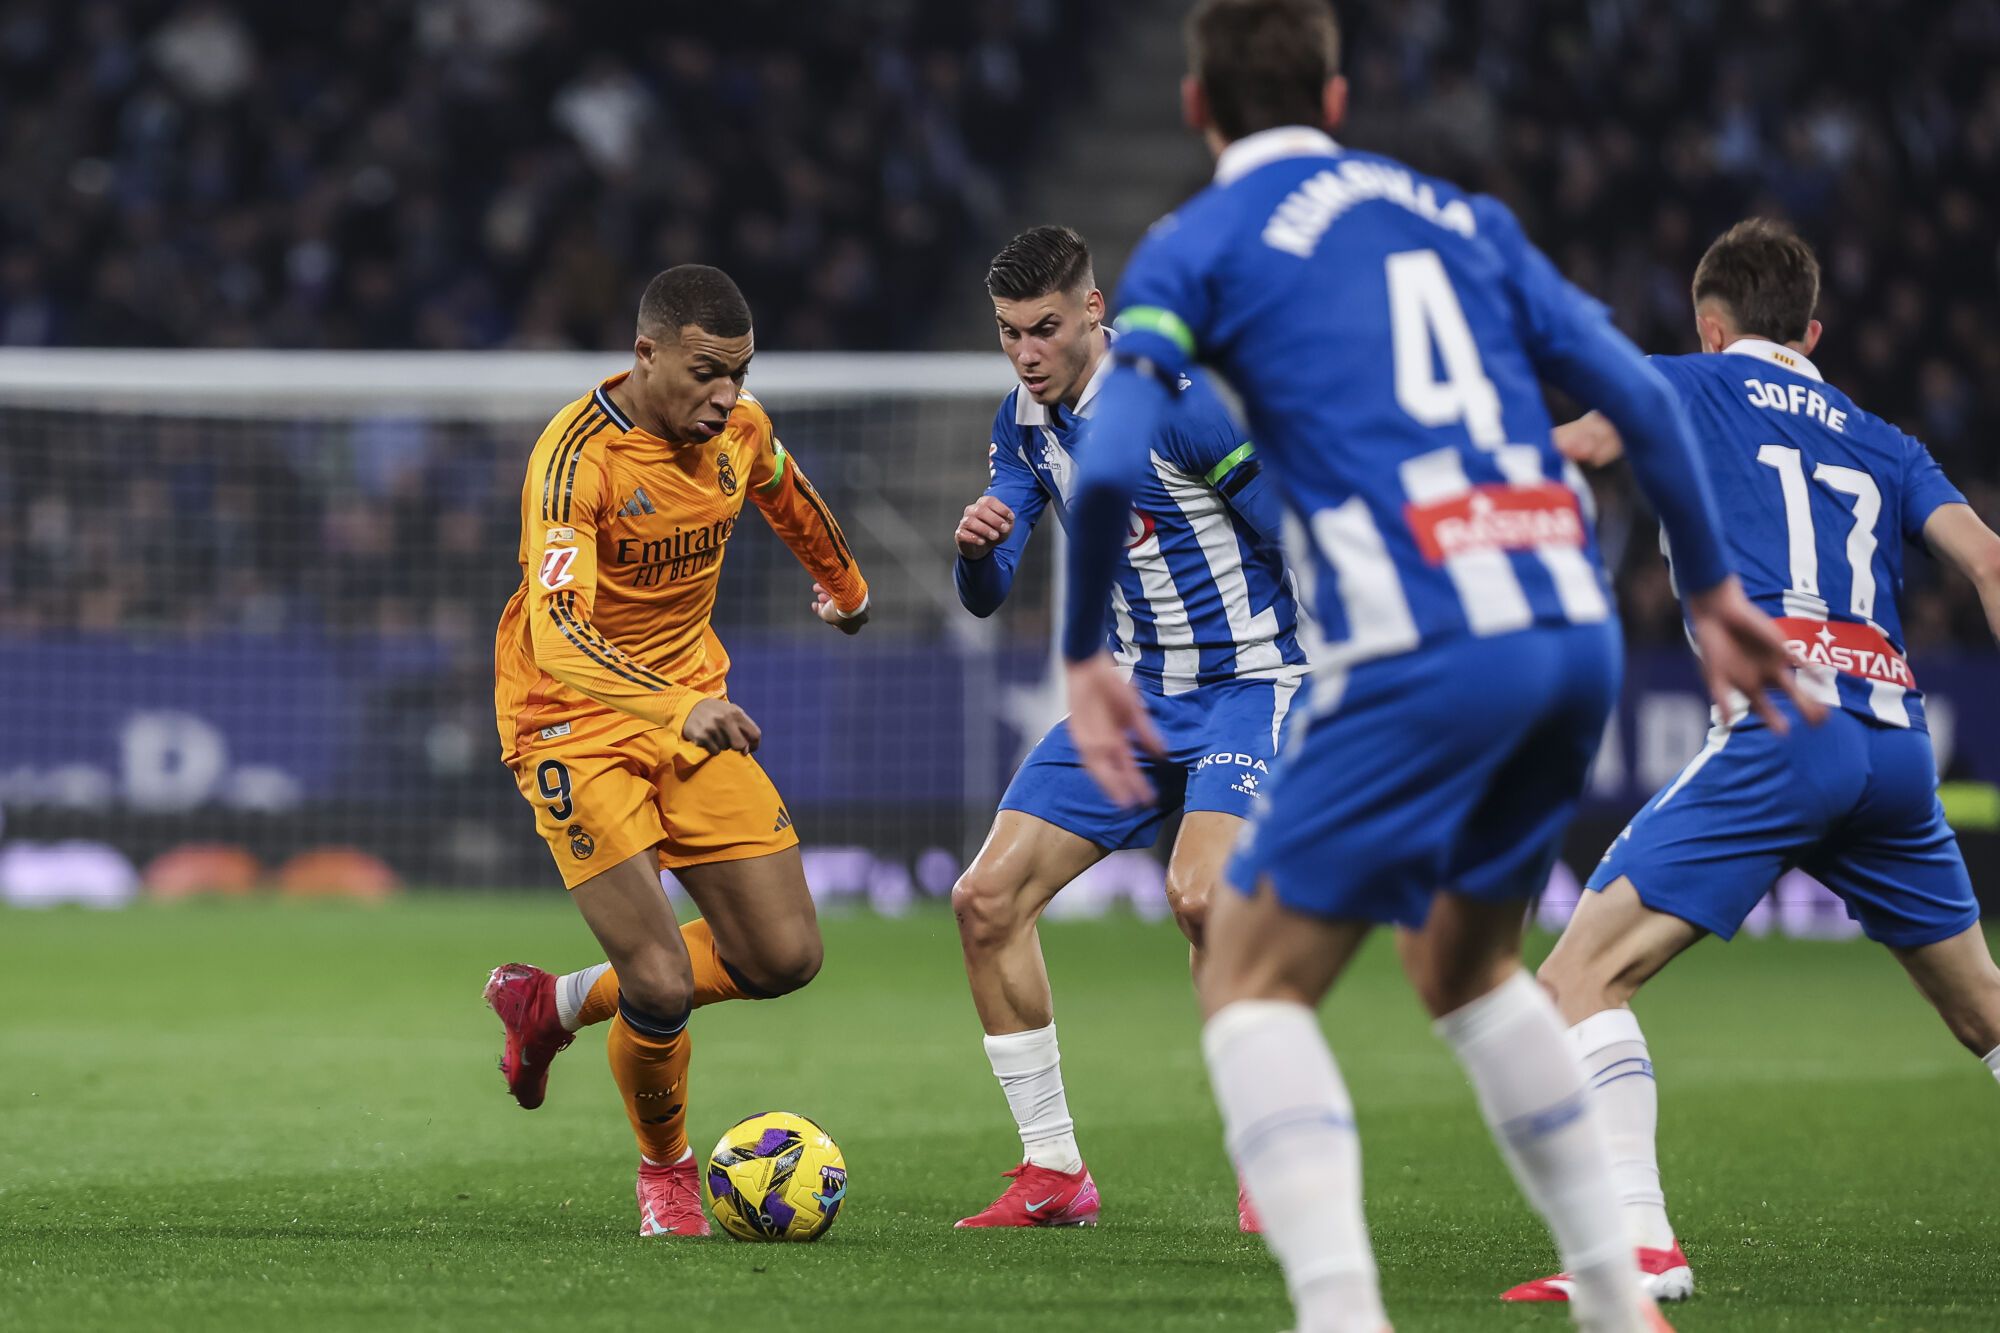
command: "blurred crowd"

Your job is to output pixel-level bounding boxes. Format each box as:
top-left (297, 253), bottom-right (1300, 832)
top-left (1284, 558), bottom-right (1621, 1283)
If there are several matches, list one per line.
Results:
top-left (0, 0), bottom-right (1096, 351)
top-left (0, 396), bottom-right (993, 646)
top-left (0, 412), bottom-right (522, 640)
top-left (1337, 0), bottom-right (2000, 649)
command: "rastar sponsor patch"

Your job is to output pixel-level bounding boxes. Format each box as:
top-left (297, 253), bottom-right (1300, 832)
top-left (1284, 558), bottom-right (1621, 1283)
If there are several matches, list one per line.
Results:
top-left (1405, 482), bottom-right (1584, 565)
top-left (545, 526), bottom-right (575, 544)
top-left (539, 546), bottom-right (578, 590)
top-left (1775, 618), bottom-right (1915, 688)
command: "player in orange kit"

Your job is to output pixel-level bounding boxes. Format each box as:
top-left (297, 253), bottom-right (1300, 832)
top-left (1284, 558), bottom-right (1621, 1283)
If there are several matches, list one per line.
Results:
top-left (482, 264), bottom-right (871, 1237)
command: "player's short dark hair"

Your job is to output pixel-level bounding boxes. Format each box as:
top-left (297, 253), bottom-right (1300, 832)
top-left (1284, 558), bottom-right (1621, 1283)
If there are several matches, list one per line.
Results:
top-left (985, 226), bottom-right (1096, 302)
top-left (1186, 0), bottom-right (1340, 143)
top-left (637, 264), bottom-right (752, 340)
top-left (1692, 219), bottom-right (1820, 345)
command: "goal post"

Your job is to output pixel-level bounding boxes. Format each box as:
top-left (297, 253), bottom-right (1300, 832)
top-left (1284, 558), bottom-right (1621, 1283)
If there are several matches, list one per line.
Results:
top-left (0, 349), bottom-right (1068, 897)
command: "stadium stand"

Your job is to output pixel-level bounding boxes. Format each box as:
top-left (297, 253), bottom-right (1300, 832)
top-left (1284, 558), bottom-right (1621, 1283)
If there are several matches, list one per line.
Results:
top-left (0, 1), bottom-right (1101, 351)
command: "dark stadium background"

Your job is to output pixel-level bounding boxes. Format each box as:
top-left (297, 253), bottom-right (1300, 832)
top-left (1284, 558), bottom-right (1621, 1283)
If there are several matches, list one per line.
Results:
top-left (1, 0), bottom-right (1996, 906)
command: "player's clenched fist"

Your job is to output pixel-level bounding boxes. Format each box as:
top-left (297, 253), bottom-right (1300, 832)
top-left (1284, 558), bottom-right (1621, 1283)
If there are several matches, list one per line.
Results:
top-left (812, 582), bottom-right (869, 636)
top-left (683, 698), bottom-right (762, 755)
top-left (955, 496), bottom-right (1015, 559)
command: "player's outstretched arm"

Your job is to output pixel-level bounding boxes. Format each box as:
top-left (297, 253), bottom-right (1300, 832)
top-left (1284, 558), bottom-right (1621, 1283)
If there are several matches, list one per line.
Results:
top-left (1478, 195), bottom-right (1730, 592)
top-left (1064, 651), bottom-right (1164, 808)
top-left (1481, 196), bottom-right (1822, 728)
top-left (1554, 350), bottom-right (1817, 729)
top-left (1063, 363), bottom-right (1167, 662)
top-left (1559, 359), bottom-right (1818, 728)
top-left (1540, 312), bottom-right (1729, 590)
top-left (1062, 363), bottom-right (1174, 804)
top-left (1923, 503), bottom-right (2000, 646)
top-left (1681, 578), bottom-right (1820, 733)
top-left (748, 433), bottom-right (871, 634)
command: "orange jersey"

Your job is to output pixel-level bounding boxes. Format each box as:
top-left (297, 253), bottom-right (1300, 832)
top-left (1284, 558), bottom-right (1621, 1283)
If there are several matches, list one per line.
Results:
top-left (494, 374), bottom-right (868, 762)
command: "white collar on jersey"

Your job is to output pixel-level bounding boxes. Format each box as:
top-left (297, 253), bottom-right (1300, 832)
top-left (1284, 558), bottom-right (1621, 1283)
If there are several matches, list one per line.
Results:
top-left (1014, 330), bottom-right (1117, 426)
top-left (1722, 337), bottom-right (1823, 382)
top-left (1214, 125), bottom-right (1342, 187)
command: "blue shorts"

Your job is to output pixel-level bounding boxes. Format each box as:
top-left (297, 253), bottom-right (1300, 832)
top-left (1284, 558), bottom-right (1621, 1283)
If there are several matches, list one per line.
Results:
top-left (1587, 703), bottom-right (1977, 949)
top-left (999, 674), bottom-right (1305, 851)
top-left (1229, 622), bottom-right (1622, 927)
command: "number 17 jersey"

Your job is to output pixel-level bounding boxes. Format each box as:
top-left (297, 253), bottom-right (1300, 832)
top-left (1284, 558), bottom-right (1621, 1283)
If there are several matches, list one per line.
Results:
top-left (1651, 341), bottom-right (1965, 731)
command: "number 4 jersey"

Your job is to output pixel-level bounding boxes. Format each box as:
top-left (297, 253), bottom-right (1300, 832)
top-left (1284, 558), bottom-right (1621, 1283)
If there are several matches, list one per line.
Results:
top-left (1102, 129), bottom-right (1680, 681)
top-left (1651, 341), bottom-right (1964, 731)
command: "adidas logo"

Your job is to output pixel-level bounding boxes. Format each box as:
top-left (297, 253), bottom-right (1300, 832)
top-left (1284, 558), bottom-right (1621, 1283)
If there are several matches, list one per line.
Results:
top-left (620, 486), bottom-right (657, 518)
top-left (773, 806), bottom-right (793, 833)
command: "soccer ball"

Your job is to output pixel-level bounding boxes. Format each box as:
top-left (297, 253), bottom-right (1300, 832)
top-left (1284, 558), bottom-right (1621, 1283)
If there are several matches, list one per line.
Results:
top-left (705, 1111), bottom-right (847, 1242)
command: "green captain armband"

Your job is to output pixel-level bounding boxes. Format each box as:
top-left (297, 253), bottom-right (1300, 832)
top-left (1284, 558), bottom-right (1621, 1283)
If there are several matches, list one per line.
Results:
top-left (758, 441), bottom-right (789, 492)
top-left (1205, 442), bottom-right (1256, 488)
top-left (1114, 306), bottom-right (1196, 358)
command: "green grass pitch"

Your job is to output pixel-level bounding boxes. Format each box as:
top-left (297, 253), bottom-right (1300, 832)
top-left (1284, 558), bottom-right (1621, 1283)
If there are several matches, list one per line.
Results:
top-left (2, 899), bottom-right (1995, 1331)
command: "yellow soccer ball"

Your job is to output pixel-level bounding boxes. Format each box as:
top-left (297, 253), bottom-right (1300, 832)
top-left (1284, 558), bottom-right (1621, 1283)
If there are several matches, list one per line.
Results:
top-left (705, 1111), bottom-right (847, 1242)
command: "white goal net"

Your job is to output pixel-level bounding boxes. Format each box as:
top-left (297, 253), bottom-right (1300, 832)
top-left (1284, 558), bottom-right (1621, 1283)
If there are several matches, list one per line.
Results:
top-left (0, 349), bottom-right (1069, 902)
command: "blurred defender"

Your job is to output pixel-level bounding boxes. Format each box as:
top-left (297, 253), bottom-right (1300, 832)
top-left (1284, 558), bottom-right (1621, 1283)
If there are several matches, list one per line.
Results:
top-left (1059, 3), bottom-right (1812, 1330)
top-left (1505, 220), bottom-right (2000, 1302)
top-left (948, 226), bottom-right (1306, 1229)
top-left (483, 265), bottom-right (871, 1237)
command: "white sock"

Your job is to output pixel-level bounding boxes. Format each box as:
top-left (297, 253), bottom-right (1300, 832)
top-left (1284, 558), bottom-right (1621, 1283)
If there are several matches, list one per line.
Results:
top-left (1572, 1008), bottom-right (1674, 1250)
top-left (1434, 972), bottom-right (1644, 1331)
top-left (1203, 1000), bottom-right (1387, 1333)
top-left (983, 1024), bottom-right (1083, 1173)
top-left (1984, 1043), bottom-right (2000, 1085)
top-left (555, 963), bottom-right (612, 1032)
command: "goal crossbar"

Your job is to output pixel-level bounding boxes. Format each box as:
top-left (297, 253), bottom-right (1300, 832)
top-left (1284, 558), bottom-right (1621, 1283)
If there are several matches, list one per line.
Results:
top-left (0, 349), bottom-right (1010, 418)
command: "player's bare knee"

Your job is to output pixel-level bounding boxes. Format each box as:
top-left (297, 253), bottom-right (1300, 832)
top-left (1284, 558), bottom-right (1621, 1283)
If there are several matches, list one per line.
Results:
top-left (1414, 953), bottom-right (1524, 1021)
top-left (1538, 943), bottom-right (1636, 1019)
top-left (1935, 977), bottom-right (2000, 1055)
top-left (617, 954), bottom-right (693, 1020)
top-left (951, 866), bottom-right (1030, 956)
top-left (1940, 1010), bottom-right (2000, 1056)
top-left (1405, 967), bottom-right (1455, 1020)
top-left (1534, 950), bottom-right (1584, 1012)
top-left (1168, 883), bottom-right (1211, 948)
top-left (1172, 901), bottom-right (1208, 948)
top-left (748, 931), bottom-right (823, 996)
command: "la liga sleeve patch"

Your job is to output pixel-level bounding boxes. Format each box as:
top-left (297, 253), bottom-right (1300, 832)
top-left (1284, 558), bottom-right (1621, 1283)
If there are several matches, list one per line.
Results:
top-left (539, 546), bottom-right (578, 590)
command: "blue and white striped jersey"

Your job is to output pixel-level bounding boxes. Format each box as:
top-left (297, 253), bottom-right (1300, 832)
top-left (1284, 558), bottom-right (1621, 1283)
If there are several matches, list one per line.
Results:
top-left (1652, 342), bottom-right (1965, 731)
top-left (1070, 127), bottom-right (1730, 681)
top-left (956, 348), bottom-right (1306, 695)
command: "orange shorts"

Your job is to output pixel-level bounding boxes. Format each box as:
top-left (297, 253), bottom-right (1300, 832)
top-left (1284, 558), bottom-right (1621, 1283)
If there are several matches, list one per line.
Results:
top-left (510, 726), bottom-right (799, 890)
